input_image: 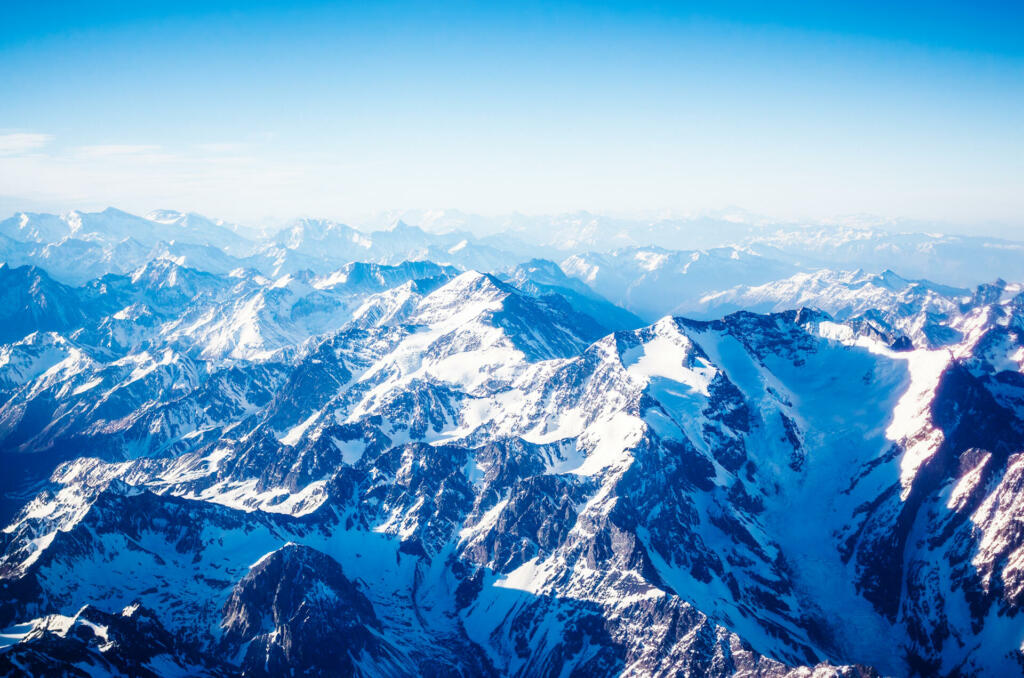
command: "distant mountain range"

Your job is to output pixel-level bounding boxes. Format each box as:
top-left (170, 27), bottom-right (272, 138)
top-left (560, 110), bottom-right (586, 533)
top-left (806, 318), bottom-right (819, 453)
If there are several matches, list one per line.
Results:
top-left (4, 207), bottom-right (1024, 296)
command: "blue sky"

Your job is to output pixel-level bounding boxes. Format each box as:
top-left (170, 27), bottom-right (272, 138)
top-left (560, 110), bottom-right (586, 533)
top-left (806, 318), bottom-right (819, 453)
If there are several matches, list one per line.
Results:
top-left (1, 1), bottom-right (1021, 229)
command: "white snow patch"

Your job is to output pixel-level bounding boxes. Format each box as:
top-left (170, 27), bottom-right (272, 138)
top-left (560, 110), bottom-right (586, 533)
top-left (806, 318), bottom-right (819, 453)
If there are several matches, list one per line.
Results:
top-left (72, 377), bottom-right (103, 395)
top-left (279, 411), bottom-right (321, 446)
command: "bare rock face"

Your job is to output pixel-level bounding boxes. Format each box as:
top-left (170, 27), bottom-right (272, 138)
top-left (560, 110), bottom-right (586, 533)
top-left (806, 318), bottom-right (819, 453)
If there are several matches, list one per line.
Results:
top-left (0, 602), bottom-right (216, 677)
top-left (221, 543), bottom-right (401, 677)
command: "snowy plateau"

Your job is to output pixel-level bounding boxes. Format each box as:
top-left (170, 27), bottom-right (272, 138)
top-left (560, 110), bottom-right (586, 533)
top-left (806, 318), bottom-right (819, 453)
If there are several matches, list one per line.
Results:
top-left (1, 208), bottom-right (1024, 676)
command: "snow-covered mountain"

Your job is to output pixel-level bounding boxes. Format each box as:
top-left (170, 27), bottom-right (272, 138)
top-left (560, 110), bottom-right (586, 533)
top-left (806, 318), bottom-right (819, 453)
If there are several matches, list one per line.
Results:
top-left (356, 209), bottom-right (1024, 287)
top-left (6, 207), bottom-right (1024, 302)
top-left (561, 246), bottom-right (800, 321)
top-left (691, 269), bottom-right (1005, 349)
top-left (2, 228), bottom-right (1024, 676)
top-left (0, 209), bottom-right (542, 285)
top-left (0, 208), bottom-right (256, 285)
top-left (253, 218), bottom-right (536, 279)
top-left (559, 238), bottom-right (1024, 325)
top-left (745, 226), bottom-right (1024, 287)
top-left (359, 208), bottom-right (772, 251)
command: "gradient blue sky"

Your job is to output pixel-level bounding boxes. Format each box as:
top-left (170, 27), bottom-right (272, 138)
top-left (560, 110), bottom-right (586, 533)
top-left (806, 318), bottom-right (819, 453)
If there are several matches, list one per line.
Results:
top-left (1, 1), bottom-right (1021, 230)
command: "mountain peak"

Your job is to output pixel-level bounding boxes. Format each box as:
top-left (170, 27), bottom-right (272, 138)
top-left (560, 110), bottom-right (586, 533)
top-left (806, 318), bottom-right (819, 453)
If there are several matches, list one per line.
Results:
top-left (145, 209), bottom-right (186, 223)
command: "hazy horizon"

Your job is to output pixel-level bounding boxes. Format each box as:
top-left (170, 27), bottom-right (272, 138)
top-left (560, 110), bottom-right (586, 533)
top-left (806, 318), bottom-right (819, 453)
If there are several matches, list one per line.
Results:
top-left (4, 200), bottom-right (1024, 245)
top-left (2, 1), bottom-right (1022, 234)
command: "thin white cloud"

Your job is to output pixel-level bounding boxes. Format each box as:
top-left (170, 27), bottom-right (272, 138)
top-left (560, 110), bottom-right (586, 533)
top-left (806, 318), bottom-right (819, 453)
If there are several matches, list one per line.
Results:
top-left (193, 142), bottom-right (246, 153)
top-left (0, 133), bottom-right (54, 155)
top-left (75, 144), bottom-right (162, 158)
